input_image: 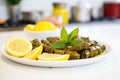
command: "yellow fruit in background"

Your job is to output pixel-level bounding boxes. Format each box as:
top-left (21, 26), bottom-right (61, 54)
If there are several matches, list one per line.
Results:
top-left (38, 53), bottom-right (70, 61)
top-left (25, 21), bottom-right (57, 31)
top-left (24, 44), bottom-right (43, 60)
top-left (6, 37), bottom-right (32, 57)
top-left (35, 21), bottom-right (57, 31)
top-left (25, 24), bottom-right (35, 31)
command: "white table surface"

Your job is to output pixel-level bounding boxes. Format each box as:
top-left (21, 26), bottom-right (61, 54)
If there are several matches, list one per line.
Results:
top-left (0, 23), bottom-right (120, 80)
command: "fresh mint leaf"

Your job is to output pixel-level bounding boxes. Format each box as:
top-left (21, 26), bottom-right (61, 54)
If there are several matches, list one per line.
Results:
top-left (51, 27), bottom-right (82, 49)
top-left (61, 27), bottom-right (68, 42)
top-left (69, 40), bottom-right (83, 46)
top-left (68, 28), bottom-right (79, 41)
top-left (51, 41), bottom-right (66, 49)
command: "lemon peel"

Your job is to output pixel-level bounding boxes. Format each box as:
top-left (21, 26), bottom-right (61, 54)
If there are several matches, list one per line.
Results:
top-left (38, 53), bottom-right (70, 61)
top-left (24, 44), bottom-right (43, 60)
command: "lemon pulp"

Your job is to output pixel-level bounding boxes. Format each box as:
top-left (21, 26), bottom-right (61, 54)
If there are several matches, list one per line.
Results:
top-left (6, 37), bottom-right (32, 57)
top-left (38, 53), bottom-right (70, 61)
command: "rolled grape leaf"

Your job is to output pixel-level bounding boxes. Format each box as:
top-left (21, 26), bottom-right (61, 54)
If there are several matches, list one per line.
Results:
top-left (51, 41), bottom-right (66, 49)
top-left (69, 39), bottom-right (83, 46)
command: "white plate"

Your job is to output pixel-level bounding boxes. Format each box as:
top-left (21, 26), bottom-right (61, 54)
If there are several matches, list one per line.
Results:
top-left (0, 42), bottom-right (112, 67)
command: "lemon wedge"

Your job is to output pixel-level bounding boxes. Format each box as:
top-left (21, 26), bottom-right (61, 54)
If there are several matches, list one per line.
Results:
top-left (38, 53), bottom-right (70, 61)
top-left (6, 37), bottom-right (32, 57)
top-left (24, 44), bottom-right (43, 60)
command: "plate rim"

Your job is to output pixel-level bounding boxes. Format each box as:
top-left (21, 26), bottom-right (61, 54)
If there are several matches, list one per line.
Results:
top-left (0, 41), bottom-right (112, 67)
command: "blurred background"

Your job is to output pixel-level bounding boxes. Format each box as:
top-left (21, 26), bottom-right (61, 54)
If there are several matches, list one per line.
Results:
top-left (0, 0), bottom-right (120, 31)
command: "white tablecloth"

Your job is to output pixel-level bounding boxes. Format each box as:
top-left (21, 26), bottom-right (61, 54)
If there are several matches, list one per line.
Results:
top-left (0, 23), bottom-right (120, 80)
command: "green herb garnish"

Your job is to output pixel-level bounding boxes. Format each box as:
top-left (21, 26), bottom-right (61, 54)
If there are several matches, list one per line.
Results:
top-left (51, 27), bottom-right (83, 49)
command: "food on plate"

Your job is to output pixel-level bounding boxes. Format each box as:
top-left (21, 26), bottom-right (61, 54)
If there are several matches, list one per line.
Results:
top-left (5, 27), bottom-right (105, 61)
top-left (38, 53), bottom-right (70, 61)
top-left (35, 37), bottom-right (105, 60)
top-left (25, 21), bottom-right (57, 31)
top-left (24, 44), bottom-right (43, 60)
top-left (47, 37), bottom-right (60, 43)
top-left (6, 37), bottom-right (32, 57)
top-left (31, 39), bottom-right (41, 49)
top-left (30, 27), bottom-right (105, 60)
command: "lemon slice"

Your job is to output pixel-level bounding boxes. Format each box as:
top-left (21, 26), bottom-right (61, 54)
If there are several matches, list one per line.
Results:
top-left (6, 37), bottom-right (32, 57)
top-left (24, 44), bottom-right (43, 60)
top-left (38, 53), bottom-right (70, 61)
